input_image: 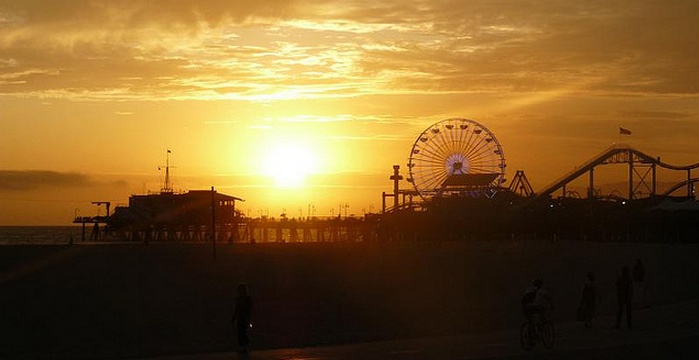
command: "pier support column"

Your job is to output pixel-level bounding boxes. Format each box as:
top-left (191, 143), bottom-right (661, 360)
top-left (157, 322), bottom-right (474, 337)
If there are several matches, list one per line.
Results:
top-left (390, 165), bottom-right (403, 210)
top-left (688, 169), bottom-right (692, 197)
top-left (628, 150), bottom-right (634, 200)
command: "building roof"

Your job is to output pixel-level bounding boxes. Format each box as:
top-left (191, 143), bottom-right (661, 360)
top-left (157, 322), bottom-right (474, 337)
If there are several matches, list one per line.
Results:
top-left (440, 173), bottom-right (499, 188)
top-left (186, 190), bottom-right (244, 202)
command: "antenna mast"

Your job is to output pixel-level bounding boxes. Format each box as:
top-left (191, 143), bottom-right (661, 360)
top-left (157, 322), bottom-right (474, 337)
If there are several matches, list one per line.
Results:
top-left (161, 149), bottom-right (174, 193)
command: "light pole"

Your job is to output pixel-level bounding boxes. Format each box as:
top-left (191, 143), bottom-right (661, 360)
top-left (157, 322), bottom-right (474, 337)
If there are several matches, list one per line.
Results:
top-left (211, 186), bottom-right (216, 261)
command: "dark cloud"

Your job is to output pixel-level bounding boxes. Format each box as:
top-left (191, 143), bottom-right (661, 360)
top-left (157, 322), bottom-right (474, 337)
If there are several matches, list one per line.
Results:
top-left (350, 1), bottom-right (699, 95)
top-left (0, 170), bottom-right (94, 191)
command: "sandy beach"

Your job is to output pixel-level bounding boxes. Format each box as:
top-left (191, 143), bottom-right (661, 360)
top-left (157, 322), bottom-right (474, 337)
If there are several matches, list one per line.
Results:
top-left (2, 240), bottom-right (699, 359)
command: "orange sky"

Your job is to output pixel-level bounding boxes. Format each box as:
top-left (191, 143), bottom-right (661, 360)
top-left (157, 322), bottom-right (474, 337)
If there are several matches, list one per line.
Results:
top-left (1, 0), bottom-right (699, 225)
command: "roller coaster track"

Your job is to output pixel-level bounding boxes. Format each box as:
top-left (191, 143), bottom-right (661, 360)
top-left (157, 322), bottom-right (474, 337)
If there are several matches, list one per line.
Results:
top-left (536, 144), bottom-right (699, 198)
top-left (662, 178), bottom-right (699, 196)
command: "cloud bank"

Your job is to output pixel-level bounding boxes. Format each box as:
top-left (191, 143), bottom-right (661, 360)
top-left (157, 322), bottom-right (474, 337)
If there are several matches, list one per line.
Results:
top-left (0, 170), bottom-right (97, 191)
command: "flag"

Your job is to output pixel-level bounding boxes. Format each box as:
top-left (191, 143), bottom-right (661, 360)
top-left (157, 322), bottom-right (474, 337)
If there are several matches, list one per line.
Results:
top-left (619, 127), bottom-right (632, 135)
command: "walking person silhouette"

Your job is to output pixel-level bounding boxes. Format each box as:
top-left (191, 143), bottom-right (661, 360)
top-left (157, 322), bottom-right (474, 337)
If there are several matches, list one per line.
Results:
top-left (580, 272), bottom-right (598, 327)
top-left (632, 258), bottom-right (646, 308)
top-left (615, 266), bottom-right (633, 329)
top-left (232, 283), bottom-right (253, 354)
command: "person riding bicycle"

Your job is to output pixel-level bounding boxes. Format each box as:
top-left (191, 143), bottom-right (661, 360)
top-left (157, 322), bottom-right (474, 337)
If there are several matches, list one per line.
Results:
top-left (521, 279), bottom-right (556, 350)
top-left (521, 279), bottom-right (554, 323)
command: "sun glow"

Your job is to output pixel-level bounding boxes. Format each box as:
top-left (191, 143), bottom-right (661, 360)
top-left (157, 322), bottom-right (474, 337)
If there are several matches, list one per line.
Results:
top-left (260, 141), bottom-right (318, 188)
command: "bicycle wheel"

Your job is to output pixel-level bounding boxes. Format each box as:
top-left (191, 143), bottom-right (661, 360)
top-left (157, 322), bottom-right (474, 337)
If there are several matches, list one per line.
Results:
top-left (541, 320), bottom-right (555, 349)
top-left (520, 322), bottom-right (533, 351)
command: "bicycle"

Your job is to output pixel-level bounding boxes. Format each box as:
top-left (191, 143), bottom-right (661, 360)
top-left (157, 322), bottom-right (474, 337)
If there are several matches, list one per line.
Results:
top-left (520, 314), bottom-right (555, 351)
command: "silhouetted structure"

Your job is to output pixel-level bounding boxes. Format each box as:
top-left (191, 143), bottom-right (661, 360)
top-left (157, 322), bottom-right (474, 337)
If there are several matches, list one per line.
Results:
top-left (509, 170), bottom-right (534, 197)
top-left (406, 118), bottom-right (506, 202)
top-left (75, 138), bottom-right (699, 244)
top-left (537, 144), bottom-right (698, 200)
top-left (72, 201), bottom-right (111, 241)
top-left (108, 189), bottom-right (243, 242)
top-left (379, 141), bottom-right (699, 243)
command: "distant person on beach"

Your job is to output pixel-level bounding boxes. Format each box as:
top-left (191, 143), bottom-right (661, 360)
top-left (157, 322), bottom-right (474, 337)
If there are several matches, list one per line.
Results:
top-left (521, 279), bottom-right (554, 322)
top-left (579, 272), bottom-right (598, 327)
top-left (615, 266), bottom-right (633, 329)
top-left (632, 258), bottom-right (646, 308)
top-left (232, 283), bottom-right (253, 353)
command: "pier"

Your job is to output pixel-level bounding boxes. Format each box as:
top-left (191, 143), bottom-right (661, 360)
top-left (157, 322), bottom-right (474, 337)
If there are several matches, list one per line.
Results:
top-left (76, 215), bottom-right (380, 243)
top-left (72, 201), bottom-right (110, 241)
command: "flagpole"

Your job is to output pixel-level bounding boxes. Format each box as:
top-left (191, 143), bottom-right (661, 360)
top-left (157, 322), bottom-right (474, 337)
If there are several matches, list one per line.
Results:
top-left (617, 126), bottom-right (621, 145)
top-left (617, 129), bottom-right (620, 145)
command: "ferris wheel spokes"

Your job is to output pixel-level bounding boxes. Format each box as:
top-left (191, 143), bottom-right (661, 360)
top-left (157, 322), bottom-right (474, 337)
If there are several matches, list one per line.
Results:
top-left (408, 118), bottom-right (506, 200)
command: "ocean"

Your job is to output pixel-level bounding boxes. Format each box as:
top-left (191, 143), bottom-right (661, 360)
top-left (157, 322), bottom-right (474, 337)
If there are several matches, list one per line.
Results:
top-left (0, 226), bottom-right (84, 245)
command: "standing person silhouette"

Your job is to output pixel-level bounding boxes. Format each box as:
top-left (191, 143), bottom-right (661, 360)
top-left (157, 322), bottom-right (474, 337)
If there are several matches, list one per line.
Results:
top-left (632, 259), bottom-right (646, 308)
top-left (232, 283), bottom-right (253, 354)
top-left (615, 266), bottom-right (633, 329)
top-left (580, 272), bottom-right (597, 328)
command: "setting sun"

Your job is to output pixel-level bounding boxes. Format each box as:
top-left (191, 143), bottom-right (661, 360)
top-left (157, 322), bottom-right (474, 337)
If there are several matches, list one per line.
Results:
top-left (260, 141), bottom-right (318, 188)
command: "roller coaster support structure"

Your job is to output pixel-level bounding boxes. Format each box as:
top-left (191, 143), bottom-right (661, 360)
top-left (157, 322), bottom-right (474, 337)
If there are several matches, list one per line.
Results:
top-left (536, 144), bottom-right (699, 200)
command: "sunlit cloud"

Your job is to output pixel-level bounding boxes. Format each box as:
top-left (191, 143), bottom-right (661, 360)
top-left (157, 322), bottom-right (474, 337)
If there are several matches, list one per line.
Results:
top-left (0, 0), bottom-right (694, 102)
top-left (277, 114), bottom-right (354, 123)
top-left (243, 114), bottom-right (416, 126)
top-left (283, 19), bottom-right (416, 34)
top-left (320, 134), bottom-right (409, 141)
top-left (248, 125), bottom-right (273, 130)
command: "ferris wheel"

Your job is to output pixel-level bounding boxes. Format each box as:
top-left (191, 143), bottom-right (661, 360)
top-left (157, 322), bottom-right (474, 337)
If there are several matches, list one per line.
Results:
top-left (407, 118), bottom-right (506, 199)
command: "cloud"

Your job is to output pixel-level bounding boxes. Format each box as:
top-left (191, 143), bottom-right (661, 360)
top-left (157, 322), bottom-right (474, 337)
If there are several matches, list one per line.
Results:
top-left (0, 0), bottom-right (698, 100)
top-left (0, 0), bottom-right (300, 29)
top-left (0, 170), bottom-right (96, 191)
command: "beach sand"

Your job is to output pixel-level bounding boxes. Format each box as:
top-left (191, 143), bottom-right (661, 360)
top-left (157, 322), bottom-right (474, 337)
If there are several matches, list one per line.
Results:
top-left (1, 240), bottom-right (698, 359)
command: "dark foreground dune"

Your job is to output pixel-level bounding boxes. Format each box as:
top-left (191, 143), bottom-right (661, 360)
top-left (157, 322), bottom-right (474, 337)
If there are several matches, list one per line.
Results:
top-left (1, 240), bottom-right (699, 359)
